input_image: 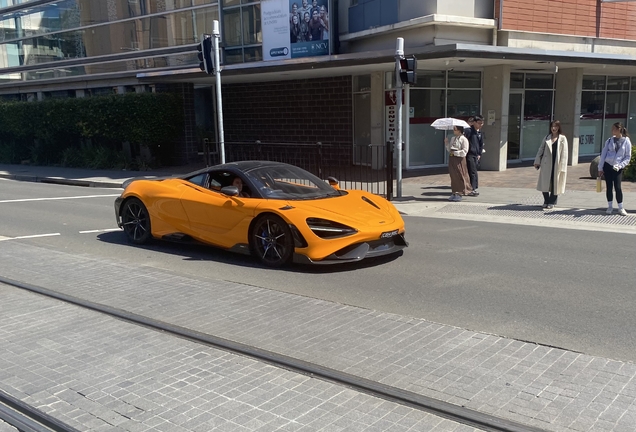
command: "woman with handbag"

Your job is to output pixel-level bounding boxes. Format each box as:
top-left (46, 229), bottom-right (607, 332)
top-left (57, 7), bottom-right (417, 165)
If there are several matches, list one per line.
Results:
top-left (598, 122), bottom-right (632, 216)
top-left (534, 120), bottom-right (568, 209)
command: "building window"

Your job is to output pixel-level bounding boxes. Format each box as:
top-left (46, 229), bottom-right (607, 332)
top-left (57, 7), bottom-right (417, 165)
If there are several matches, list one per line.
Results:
top-left (222, 0), bottom-right (262, 64)
top-left (391, 70), bottom-right (481, 167)
top-left (580, 75), bottom-right (630, 155)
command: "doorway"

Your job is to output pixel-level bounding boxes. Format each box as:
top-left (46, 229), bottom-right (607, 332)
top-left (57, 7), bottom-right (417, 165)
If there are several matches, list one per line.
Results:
top-left (507, 91), bottom-right (523, 161)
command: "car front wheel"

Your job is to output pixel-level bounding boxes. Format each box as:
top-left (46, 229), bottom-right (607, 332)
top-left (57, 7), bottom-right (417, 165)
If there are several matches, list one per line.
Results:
top-left (121, 198), bottom-right (152, 244)
top-left (250, 214), bottom-right (293, 267)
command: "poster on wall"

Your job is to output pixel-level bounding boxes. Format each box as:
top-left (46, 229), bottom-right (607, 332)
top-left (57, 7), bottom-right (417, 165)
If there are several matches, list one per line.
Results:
top-left (262, 0), bottom-right (330, 61)
top-left (262, 0), bottom-right (292, 60)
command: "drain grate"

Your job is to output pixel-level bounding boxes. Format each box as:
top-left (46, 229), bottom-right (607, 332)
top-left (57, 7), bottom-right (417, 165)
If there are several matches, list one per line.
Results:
top-left (438, 203), bottom-right (636, 226)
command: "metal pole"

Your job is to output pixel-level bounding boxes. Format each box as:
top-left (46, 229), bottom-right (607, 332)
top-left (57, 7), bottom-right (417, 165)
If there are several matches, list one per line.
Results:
top-left (395, 37), bottom-right (404, 198)
top-left (213, 20), bottom-right (226, 164)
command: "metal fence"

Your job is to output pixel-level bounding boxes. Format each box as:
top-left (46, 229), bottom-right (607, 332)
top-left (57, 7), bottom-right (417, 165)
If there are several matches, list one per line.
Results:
top-left (203, 141), bottom-right (395, 200)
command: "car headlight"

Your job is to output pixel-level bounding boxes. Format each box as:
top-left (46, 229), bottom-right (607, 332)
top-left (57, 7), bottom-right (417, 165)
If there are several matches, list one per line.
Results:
top-left (306, 218), bottom-right (357, 239)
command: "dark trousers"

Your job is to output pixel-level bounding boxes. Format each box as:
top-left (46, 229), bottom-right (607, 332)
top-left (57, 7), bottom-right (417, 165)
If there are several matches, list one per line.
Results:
top-left (466, 155), bottom-right (479, 191)
top-left (603, 162), bottom-right (624, 203)
top-left (542, 192), bottom-right (558, 205)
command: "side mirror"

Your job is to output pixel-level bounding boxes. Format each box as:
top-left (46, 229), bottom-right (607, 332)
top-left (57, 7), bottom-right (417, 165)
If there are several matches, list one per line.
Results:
top-left (327, 176), bottom-right (339, 190)
top-left (221, 186), bottom-right (240, 197)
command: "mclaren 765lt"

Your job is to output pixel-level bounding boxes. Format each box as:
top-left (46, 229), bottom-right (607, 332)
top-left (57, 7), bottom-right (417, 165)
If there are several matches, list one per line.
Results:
top-left (114, 161), bottom-right (407, 266)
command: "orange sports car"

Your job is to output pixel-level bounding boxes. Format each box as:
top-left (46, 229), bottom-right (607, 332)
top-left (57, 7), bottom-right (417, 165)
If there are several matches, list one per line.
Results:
top-left (114, 161), bottom-right (407, 266)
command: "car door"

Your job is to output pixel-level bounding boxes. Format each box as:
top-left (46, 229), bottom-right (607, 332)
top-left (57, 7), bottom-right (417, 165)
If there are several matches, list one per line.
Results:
top-left (179, 172), bottom-right (258, 247)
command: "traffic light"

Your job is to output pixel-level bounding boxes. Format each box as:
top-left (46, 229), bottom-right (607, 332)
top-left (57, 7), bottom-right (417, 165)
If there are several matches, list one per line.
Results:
top-left (197, 34), bottom-right (213, 74)
top-left (398, 56), bottom-right (417, 85)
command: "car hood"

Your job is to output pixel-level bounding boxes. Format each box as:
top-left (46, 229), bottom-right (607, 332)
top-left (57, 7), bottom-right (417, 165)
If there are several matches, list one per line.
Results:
top-left (293, 192), bottom-right (397, 226)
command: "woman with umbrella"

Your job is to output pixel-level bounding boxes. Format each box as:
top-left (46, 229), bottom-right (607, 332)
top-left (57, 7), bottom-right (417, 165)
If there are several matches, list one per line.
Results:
top-left (443, 123), bottom-right (472, 201)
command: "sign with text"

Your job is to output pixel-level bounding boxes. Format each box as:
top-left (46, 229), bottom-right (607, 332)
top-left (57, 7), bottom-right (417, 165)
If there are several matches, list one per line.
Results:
top-left (262, 0), bottom-right (291, 60)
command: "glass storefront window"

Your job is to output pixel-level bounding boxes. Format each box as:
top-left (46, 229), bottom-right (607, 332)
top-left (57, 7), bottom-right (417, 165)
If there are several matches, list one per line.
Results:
top-left (522, 90), bottom-right (553, 159)
top-left (413, 71), bottom-right (444, 88)
top-left (628, 92), bottom-right (636, 137)
top-left (409, 88), bottom-right (445, 166)
top-left (525, 74), bottom-right (553, 89)
top-left (510, 73), bottom-right (523, 89)
top-left (384, 71), bottom-right (396, 89)
top-left (448, 71), bottom-right (480, 89)
top-left (580, 76), bottom-right (632, 155)
top-left (607, 76), bottom-right (629, 91)
top-left (580, 91), bottom-right (605, 154)
top-left (603, 91), bottom-right (628, 143)
top-left (447, 89), bottom-right (480, 118)
top-left (353, 92), bottom-right (371, 146)
top-left (353, 75), bottom-right (371, 92)
top-left (583, 75), bottom-right (605, 91)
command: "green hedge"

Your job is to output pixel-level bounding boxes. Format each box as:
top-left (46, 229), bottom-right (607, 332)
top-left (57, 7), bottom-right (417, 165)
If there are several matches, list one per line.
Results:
top-left (0, 92), bottom-right (184, 169)
top-left (624, 141), bottom-right (636, 181)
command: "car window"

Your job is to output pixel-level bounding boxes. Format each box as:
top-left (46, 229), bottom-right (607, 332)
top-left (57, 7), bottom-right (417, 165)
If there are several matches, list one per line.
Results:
top-left (186, 173), bottom-right (207, 187)
top-left (245, 165), bottom-right (339, 200)
top-left (207, 171), bottom-right (253, 197)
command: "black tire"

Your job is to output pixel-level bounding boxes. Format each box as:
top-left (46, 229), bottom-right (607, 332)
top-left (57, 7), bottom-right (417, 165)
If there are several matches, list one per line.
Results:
top-left (121, 198), bottom-right (152, 245)
top-left (249, 214), bottom-right (294, 267)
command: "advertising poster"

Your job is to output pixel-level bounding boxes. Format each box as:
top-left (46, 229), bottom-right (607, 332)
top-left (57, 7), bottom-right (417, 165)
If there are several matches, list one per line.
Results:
top-left (262, 0), bottom-right (291, 61)
top-left (289, 0), bottom-right (330, 58)
top-left (262, 0), bottom-right (330, 61)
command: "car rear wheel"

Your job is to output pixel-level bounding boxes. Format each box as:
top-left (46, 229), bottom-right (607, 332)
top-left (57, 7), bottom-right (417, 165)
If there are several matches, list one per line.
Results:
top-left (121, 198), bottom-right (152, 244)
top-left (250, 214), bottom-right (293, 267)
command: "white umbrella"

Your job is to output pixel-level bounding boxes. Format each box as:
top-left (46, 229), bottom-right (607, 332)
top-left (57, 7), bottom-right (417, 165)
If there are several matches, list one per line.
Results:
top-left (430, 117), bottom-right (470, 130)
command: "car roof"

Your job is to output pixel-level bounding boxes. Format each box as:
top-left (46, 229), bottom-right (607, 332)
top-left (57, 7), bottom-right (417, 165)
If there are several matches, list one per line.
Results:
top-left (178, 160), bottom-right (292, 179)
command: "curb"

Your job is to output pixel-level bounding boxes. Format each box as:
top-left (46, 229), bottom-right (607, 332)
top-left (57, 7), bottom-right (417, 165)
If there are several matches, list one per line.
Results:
top-left (0, 173), bottom-right (123, 189)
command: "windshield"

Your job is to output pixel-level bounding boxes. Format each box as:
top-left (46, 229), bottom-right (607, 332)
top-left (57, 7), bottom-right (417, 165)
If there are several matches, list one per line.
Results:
top-left (245, 165), bottom-right (340, 200)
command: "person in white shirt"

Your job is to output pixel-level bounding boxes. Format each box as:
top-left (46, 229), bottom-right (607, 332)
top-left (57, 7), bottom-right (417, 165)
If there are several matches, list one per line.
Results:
top-left (444, 125), bottom-right (472, 201)
top-left (598, 122), bottom-right (632, 216)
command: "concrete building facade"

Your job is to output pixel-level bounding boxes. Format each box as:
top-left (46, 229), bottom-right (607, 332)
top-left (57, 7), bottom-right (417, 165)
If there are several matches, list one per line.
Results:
top-left (1, 0), bottom-right (636, 169)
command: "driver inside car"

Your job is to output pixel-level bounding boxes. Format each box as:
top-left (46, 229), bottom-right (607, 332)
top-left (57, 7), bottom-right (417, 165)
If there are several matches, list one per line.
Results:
top-left (232, 176), bottom-right (250, 198)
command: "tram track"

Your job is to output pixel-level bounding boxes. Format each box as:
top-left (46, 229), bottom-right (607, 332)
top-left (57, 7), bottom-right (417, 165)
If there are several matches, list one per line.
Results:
top-left (0, 274), bottom-right (548, 432)
top-left (0, 389), bottom-right (80, 432)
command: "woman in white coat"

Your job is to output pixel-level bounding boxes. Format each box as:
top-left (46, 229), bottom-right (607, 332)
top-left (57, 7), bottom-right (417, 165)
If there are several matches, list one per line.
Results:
top-left (533, 120), bottom-right (568, 209)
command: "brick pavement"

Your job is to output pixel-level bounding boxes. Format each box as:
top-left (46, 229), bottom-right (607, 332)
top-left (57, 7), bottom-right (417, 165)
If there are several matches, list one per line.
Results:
top-left (1, 241), bottom-right (635, 432)
top-left (1, 283), bottom-right (473, 432)
top-left (402, 161), bottom-right (636, 193)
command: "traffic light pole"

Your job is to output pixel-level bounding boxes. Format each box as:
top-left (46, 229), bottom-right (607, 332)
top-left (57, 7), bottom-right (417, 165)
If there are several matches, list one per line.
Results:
top-left (213, 20), bottom-right (226, 164)
top-left (395, 38), bottom-right (404, 198)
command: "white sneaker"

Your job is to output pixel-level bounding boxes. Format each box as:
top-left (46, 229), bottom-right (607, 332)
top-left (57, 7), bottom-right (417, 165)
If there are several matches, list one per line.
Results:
top-left (606, 208), bottom-right (614, 215)
top-left (618, 208), bottom-right (628, 216)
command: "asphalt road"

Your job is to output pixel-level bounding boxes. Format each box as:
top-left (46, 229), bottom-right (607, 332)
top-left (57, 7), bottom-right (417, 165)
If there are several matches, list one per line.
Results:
top-left (1, 179), bottom-right (635, 362)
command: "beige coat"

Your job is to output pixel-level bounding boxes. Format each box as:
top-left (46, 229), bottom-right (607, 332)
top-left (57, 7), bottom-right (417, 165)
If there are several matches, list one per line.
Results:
top-left (534, 134), bottom-right (568, 195)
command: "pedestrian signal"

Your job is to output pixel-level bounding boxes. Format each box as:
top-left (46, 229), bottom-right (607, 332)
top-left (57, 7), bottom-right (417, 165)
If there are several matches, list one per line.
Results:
top-left (197, 35), bottom-right (213, 75)
top-left (398, 56), bottom-right (417, 85)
